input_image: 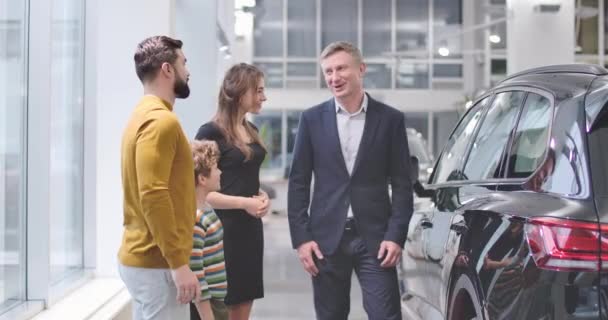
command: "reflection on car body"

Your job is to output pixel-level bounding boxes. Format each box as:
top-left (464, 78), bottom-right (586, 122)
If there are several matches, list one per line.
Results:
top-left (400, 64), bottom-right (608, 320)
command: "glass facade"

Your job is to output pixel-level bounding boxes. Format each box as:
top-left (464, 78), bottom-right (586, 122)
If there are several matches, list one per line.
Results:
top-left (0, 0), bottom-right (27, 313)
top-left (253, 0), bottom-right (465, 90)
top-left (49, 0), bottom-right (85, 285)
top-left (1, 0), bottom-right (86, 315)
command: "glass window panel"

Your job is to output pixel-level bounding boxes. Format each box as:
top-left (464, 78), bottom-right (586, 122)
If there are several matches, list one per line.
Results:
top-left (576, 0), bottom-right (598, 55)
top-left (506, 93), bottom-right (552, 178)
top-left (285, 111), bottom-right (302, 178)
top-left (491, 59), bottom-right (507, 75)
top-left (396, 62), bottom-right (429, 89)
top-left (362, 0), bottom-right (391, 57)
top-left (287, 63), bottom-right (316, 77)
top-left (0, 0), bottom-right (27, 312)
top-left (50, 0), bottom-right (85, 285)
top-left (287, 0), bottom-right (316, 57)
top-left (433, 64), bottom-right (462, 78)
top-left (433, 0), bottom-right (463, 59)
top-left (407, 126), bottom-right (433, 182)
top-left (322, 0), bottom-right (358, 49)
top-left (287, 111), bottom-right (302, 155)
top-left (364, 63), bottom-right (391, 89)
top-left (254, 0), bottom-right (284, 57)
top-left (252, 111), bottom-right (283, 170)
top-left (254, 62), bottom-right (284, 88)
top-left (396, 0), bottom-right (429, 54)
top-left (404, 112), bottom-right (429, 144)
top-left (404, 113), bottom-right (432, 172)
top-left (463, 92), bottom-right (525, 181)
top-left (433, 111), bottom-right (460, 158)
top-left (432, 98), bottom-right (488, 184)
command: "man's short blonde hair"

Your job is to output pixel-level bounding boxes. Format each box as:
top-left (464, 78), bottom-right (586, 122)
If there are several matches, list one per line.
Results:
top-left (320, 41), bottom-right (363, 65)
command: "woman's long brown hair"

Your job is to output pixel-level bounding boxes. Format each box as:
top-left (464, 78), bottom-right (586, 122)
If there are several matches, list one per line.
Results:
top-left (214, 63), bottom-right (266, 161)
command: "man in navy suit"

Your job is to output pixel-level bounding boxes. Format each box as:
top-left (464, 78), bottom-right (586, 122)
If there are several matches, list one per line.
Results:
top-left (288, 41), bottom-right (413, 320)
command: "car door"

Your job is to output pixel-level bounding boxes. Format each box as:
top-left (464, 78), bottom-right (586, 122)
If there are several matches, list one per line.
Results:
top-left (427, 90), bottom-right (528, 317)
top-left (401, 96), bottom-right (490, 318)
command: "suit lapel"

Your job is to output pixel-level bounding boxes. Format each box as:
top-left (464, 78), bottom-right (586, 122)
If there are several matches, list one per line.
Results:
top-left (352, 95), bottom-right (381, 176)
top-left (322, 100), bottom-right (349, 176)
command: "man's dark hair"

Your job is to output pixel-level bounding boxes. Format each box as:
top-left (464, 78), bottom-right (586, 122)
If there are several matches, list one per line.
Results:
top-left (134, 36), bottom-right (183, 83)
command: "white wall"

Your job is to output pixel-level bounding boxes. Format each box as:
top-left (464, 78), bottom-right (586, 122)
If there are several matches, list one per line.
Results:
top-left (175, 0), bottom-right (219, 137)
top-left (217, 0), bottom-right (237, 81)
top-left (506, 0), bottom-right (574, 74)
top-left (94, 0), bottom-right (176, 277)
top-left (92, 0), bottom-right (228, 277)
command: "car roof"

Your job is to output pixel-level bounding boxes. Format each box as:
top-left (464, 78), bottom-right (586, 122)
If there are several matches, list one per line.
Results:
top-left (491, 65), bottom-right (603, 102)
top-left (500, 64), bottom-right (608, 83)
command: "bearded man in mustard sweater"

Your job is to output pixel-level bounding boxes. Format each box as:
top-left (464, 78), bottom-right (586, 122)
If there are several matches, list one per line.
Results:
top-left (119, 35), bottom-right (199, 320)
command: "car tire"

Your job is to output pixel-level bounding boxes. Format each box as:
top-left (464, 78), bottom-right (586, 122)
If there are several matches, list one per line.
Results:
top-left (447, 275), bottom-right (484, 320)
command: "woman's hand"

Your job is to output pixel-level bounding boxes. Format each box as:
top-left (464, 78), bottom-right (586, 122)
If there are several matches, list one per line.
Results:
top-left (254, 190), bottom-right (271, 217)
top-left (241, 197), bottom-right (267, 218)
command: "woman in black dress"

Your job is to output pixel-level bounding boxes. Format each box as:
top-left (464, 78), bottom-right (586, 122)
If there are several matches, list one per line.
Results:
top-left (195, 63), bottom-right (269, 320)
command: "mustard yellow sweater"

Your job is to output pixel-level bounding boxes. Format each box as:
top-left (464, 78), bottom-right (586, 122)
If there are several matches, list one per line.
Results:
top-left (119, 95), bottom-right (196, 269)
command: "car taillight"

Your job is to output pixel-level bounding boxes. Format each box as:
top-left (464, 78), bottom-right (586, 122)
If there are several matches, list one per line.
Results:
top-left (525, 217), bottom-right (608, 272)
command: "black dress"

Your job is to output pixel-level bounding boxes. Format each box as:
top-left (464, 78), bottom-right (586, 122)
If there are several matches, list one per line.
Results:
top-left (195, 122), bottom-right (266, 306)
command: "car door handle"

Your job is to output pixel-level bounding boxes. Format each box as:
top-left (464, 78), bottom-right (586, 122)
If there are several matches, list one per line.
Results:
top-left (420, 219), bottom-right (433, 229)
top-left (450, 221), bottom-right (468, 234)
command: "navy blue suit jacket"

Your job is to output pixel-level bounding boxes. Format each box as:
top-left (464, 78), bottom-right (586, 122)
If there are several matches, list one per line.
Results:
top-left (287, 94), bottom-right (413, 256)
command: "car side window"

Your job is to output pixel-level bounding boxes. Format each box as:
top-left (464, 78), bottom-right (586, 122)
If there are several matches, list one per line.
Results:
top-left (431, 97), bottom-right (488, 184)
top-left (463, 91), bottom-right (525, 181)
top-left (505, 93), bottom-right (552, 178)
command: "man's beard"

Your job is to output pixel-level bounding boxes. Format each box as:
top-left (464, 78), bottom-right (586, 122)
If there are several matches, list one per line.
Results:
top-left (174, 76), bottom-right (190, 99)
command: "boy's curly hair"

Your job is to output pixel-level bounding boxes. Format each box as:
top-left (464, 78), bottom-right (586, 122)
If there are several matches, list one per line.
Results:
top-left (191, 140), bottom-right (220, 185)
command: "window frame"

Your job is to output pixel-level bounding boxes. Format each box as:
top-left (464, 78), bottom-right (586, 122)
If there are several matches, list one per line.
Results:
top-left (500, 90), bottom-right (555, 180)
top-left (427, 86), bottom-right (555, 188)
top-left (427, 93), bottom-right (494, 185)
top-left (460, 90), bottom-right (528, 183)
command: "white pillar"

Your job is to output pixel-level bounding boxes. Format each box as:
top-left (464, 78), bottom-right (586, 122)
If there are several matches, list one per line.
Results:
top-left (506, 0), bottom-right (574, 74)
top-left (175, 0), bottom-right (219, 137)
top-left (93, 0), bottom-right (177, 277)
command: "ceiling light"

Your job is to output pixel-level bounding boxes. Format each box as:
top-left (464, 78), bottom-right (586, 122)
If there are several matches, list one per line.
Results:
top-left (489, 34), bottom-right (501, 44)
top-left (438, 47), bottom-right (450, 57)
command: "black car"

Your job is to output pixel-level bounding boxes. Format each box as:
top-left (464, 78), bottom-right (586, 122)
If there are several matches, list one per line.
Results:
top-left (400, 64), bottom-right (608, 320)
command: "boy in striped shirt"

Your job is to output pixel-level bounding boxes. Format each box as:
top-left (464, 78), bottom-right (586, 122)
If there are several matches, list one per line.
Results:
top-left (190, 140), bottom-right (228, 320)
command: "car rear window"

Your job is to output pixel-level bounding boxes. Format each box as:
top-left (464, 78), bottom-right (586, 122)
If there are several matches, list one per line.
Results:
top-left (505, 93), bottom-right (552, 178)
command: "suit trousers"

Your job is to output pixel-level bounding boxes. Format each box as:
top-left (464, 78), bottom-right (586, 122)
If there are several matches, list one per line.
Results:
top-left (311, 226), bottom-right (402, 320)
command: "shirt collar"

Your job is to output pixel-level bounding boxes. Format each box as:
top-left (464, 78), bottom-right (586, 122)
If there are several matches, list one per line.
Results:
top-left (335, 93), bottom-right (368, 115)
top-left (142, 94), bottom-right (173, 111)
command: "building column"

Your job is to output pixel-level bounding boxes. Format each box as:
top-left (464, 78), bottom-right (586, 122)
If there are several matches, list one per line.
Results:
top-left (506, 0), bottom-right (574, 74)
top-left (175, 0), bottom-right (220, 137)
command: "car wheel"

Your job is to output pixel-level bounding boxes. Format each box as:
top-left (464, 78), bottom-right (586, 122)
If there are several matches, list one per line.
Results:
top-left (448, 275), bottom-right (484, 320)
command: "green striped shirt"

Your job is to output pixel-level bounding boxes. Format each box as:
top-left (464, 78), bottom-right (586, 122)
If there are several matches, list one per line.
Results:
top-left (190, 207), bottom-right (227, 301)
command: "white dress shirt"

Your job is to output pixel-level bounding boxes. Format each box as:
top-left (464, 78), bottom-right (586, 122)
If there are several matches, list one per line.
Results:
top-left (335, 93), bottom-right (368, 218)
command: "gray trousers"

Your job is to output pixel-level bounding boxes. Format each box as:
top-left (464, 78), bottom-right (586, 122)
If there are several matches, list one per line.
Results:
top-left (118, 263), bottom-right (190, 320)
